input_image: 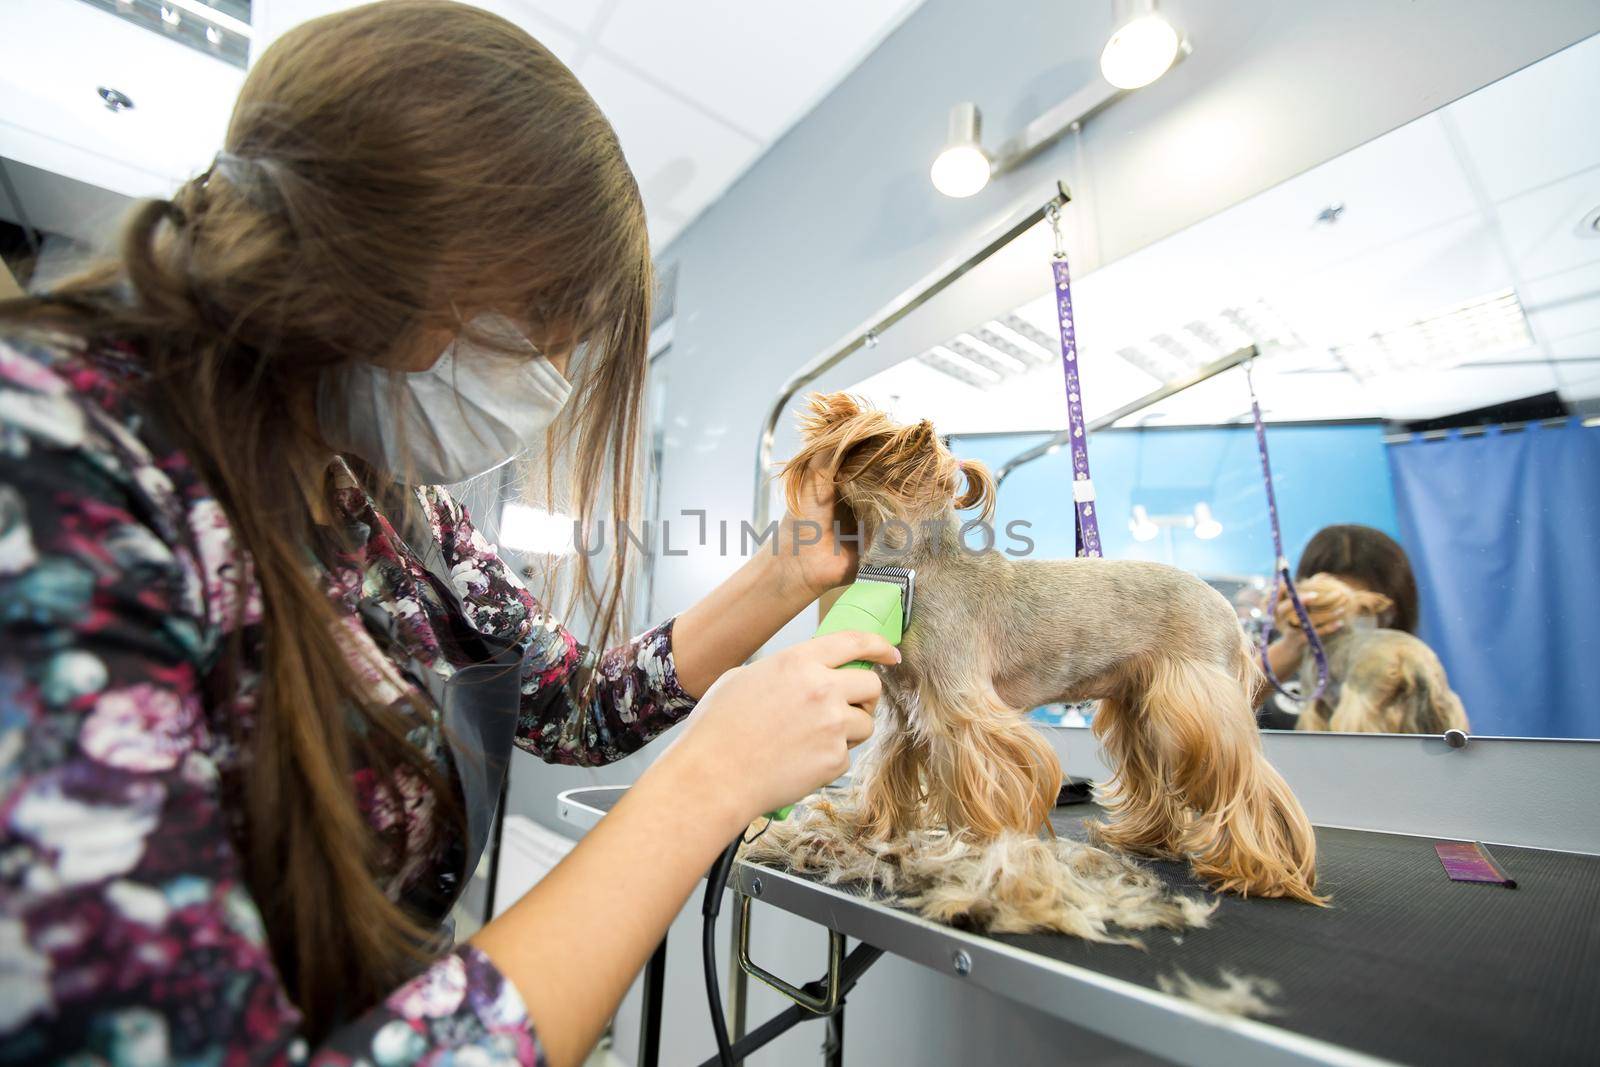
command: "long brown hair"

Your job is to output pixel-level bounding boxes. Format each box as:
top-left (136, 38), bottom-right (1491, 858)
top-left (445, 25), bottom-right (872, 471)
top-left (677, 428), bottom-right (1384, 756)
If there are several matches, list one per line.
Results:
top-left (1296, 524), bottom-right (1419, 634)
top-left (0, 0), bottom-right (650, 1035)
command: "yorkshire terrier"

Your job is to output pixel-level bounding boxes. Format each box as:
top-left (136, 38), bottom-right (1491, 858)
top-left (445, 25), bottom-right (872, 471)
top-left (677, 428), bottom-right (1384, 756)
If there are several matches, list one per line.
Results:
top-left (1286, 574), bottom-right (1469, 735)
top-left (747, 394), bottom-right (1322, 936)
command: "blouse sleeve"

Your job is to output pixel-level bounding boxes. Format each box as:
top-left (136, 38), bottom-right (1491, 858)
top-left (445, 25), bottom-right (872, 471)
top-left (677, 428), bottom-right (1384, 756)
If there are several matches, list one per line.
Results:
top-left (418, 486), bottom-right (697, 766)
top-left (0, 343), bottom-right (544, 1065)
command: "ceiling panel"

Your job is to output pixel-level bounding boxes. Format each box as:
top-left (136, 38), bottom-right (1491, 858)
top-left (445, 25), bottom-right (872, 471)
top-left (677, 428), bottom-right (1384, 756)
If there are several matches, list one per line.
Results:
top-left (1025, 112), bottom-right (1484, 363)
top-left (9, 0), bottom-right (925, 257)
top-left (1523, 260), bottom-right (1600, 344)
top-left (0, 0), bottom-right (243, 197)
top-left (578, 53), bottom-right (763, 248)
top-left (1445, 32), bottom-right (1600, 204)
top-left (514, 0), bottom-right (605, 37)
top-left (1268, 216), bottom-right (1517, 349)
top-left (1200, 113), bottom-right (1480, 291)
top-left (1550, 325), bottom-right (1600, 362)
top-left (1494, 166), bottom-right (1600, 284)
top-left (594, 0), bottom-right (921, 138)
top-left (1552, 328), bottom-right (1600, 399)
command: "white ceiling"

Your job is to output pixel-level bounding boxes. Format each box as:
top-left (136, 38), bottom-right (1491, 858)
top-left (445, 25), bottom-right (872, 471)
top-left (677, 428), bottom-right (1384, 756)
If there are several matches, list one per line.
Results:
top-left (0, 0), bottom-right (925, 252)
top-left (848, 31), bottom-right (1600, 433)
top-left (0, 1), bottom-right (245, 214)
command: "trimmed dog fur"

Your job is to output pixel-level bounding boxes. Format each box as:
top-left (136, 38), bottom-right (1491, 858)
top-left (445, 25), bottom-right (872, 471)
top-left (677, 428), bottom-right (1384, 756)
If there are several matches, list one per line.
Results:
top-left (1290, 574), bottom-right (1469, 734)
top-left (753, 394), bottom-right (1323, 937)
top-left (744, 789), bottom-right (1217, 945)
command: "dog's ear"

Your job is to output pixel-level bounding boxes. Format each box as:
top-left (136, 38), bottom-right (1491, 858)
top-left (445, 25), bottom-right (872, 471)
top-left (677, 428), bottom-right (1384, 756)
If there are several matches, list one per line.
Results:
top-left (953, 458), bottom-right (996, 521)
top-left (1351, 588), bottom-right (1395, 623)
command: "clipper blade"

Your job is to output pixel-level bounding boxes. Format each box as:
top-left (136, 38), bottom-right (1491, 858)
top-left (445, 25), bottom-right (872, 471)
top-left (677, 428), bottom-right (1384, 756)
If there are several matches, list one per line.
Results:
top-left (854, 564), bottom-right (915, 631)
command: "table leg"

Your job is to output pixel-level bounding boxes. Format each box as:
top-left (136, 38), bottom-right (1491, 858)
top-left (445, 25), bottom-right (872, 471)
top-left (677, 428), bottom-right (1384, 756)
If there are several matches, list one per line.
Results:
top-left (727, 913), bottom-right (747, 1041)
top-left (639, 936), bottom-right (668, 1067)
top-left (823, 1000), bottom-right (844, 1067)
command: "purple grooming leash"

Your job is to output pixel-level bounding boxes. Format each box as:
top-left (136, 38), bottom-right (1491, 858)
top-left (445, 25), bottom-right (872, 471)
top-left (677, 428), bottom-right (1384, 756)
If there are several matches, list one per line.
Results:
top-left (1048, 204), bottom-right (1102, 559)
top-left (1245, 359), bottom-right (1330, 703)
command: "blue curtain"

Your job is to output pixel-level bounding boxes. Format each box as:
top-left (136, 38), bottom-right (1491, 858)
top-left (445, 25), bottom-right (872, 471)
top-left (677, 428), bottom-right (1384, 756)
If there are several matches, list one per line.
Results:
top-left (1388, 418), bottom-right (1600, 738)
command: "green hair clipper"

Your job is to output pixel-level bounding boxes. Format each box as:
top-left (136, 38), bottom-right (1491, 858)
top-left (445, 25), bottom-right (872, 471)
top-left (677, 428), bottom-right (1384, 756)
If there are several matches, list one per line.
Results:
top-left (767, 564), bottom-right (915, 820)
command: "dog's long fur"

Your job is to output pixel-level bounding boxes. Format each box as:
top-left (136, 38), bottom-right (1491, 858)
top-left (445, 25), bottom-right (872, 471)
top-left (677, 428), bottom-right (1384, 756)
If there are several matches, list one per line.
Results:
top-left (764, 394), bottom-right (1322, 925)
top-left (1290, 574), bottom-right (1469, 735)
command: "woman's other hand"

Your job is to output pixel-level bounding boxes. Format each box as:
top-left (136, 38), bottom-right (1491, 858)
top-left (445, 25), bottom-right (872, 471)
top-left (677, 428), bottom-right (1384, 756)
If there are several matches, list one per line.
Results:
top-left (650, 630), bottom-right (896, 834)
top-left (1274, 583), bottom-right (1346, 642)
top-left (774, 469), bottom-right (857, 601)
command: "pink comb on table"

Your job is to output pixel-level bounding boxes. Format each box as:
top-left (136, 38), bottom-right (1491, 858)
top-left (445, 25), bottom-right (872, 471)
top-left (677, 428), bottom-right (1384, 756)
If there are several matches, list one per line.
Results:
top-left (1435, 841), bottom-right (1517, 888)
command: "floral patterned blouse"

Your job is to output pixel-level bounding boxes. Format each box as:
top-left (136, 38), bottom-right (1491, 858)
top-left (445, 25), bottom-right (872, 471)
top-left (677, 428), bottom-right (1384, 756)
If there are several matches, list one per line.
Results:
top-left (0, 331), bottom-right (697, 1065)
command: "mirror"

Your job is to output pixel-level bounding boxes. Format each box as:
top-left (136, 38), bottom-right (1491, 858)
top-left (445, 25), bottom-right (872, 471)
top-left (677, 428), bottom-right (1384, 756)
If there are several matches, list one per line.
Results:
top-left (838, 33), bottom-right (1600, 740)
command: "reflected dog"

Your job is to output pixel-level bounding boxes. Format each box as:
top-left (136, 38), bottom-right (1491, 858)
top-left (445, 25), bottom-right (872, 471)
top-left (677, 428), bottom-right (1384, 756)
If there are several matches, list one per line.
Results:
top-left (1289, 574), bottom-right (1469, 735)
top-left (754, 394), bottom-right (1322, 925)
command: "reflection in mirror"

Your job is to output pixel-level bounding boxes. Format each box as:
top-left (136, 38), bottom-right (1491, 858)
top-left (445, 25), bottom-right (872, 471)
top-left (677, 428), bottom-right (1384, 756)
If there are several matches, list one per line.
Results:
top-left (840, 33), bottom-right (1600, 740)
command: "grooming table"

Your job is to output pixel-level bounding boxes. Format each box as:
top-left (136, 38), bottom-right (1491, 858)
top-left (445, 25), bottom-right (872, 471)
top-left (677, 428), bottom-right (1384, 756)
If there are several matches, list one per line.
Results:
top-left (555, 786), bottom-right (1600, 1067)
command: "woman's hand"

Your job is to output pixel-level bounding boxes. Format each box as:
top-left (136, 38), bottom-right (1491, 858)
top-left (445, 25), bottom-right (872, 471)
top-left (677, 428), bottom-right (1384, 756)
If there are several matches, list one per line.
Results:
top-left (651, 630), bottom-right (896, 833)
top-left (773, 469), bottom-right (858, 602)
top-left (1274, 584), bottom-right (1345, 641)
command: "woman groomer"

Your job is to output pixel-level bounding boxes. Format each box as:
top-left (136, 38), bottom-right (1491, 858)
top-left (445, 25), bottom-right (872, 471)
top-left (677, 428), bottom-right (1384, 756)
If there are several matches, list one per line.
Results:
top-left (0, 3), bottom-right (892, 1064)
top-left (1259, 523), bottom-right (1420, 727)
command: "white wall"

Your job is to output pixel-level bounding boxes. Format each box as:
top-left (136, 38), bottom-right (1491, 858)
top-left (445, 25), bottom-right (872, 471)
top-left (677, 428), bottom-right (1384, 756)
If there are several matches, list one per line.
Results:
top-left (510, 1), bottom-right (1600, 1062)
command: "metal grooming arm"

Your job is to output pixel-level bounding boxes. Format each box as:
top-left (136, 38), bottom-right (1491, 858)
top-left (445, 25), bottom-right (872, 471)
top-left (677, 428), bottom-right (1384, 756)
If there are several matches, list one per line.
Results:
top-left (993, 344), bottom-right (1260, 486)
top-left (751, 182), bottom-right (1073, 530)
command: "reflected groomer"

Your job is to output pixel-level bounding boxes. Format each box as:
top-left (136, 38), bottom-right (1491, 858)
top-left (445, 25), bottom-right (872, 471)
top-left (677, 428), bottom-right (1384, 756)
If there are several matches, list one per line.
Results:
top-left (1262, 524), bottom-right (1467, 734)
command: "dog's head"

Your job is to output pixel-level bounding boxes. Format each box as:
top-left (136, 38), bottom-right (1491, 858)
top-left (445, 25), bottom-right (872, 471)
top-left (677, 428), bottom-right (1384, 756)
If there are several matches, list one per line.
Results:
top-left (780, 393), bottom-right (994, 532)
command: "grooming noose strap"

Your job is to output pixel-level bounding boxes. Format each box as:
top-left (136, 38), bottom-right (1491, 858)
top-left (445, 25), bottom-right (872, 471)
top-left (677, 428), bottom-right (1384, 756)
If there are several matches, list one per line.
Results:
top-left (1048, 204), bottom-right (1102, 559)
top-left (1246, 359), bottom-right (1330, 703)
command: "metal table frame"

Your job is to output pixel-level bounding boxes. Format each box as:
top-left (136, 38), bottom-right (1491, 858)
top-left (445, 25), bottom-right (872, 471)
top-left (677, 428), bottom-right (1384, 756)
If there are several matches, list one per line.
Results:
top-left (556, 786), bottom-right (1390, 1067)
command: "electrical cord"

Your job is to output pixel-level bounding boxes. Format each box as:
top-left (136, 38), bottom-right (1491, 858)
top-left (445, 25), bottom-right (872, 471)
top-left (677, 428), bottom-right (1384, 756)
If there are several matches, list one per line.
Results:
top-left (702, 837), bottom-right (743, 1067)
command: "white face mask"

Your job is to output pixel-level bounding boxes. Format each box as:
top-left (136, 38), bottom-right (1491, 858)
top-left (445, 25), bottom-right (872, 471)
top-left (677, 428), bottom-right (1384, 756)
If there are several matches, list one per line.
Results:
top-left (320, 316), bottom-right (572, 485)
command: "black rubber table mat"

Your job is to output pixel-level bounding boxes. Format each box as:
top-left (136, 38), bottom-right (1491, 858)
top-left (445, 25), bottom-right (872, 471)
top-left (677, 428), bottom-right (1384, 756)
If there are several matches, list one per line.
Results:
top-left (1012, 808), bottom-right (1600, 1066)
top-left (574, 789), bottom-right (1600, 1065)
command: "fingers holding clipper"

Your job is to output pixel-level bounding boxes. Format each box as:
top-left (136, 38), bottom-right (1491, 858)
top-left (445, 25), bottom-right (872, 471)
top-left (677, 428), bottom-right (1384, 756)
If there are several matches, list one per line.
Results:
top-left (839, 704), bottom-right (876, 748)
top-left (809, 630), bottom-right (901, 670)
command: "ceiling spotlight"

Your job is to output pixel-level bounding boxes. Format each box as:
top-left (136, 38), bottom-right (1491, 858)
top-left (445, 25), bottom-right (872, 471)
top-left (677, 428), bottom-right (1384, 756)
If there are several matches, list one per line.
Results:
top-left (930, 102), bottom-right (991, 199)
top-left (1100, 0), bottom-right (1183, 90)
top-left (1193, 502), bottom-right (1223, 540)
top-left (1129, 505), bottom-right (1160, 543)
top-left (206, 24), bottom-right (222, 45)
top-left (160, 4), bottom-right (181, 26)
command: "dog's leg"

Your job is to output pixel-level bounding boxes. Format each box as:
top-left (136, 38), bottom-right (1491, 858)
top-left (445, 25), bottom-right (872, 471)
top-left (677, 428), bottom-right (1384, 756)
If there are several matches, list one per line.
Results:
top-left (1090, 675), bottom-right (1188, 857)
top-left (858, 724), bottom-right (930, 840)
top-left (1161, 657), bottom-right (1322, 903)
top-left (1327, 686), bottom-right (1384, 732)
top-left (917, 683), bottom-right (1061, 840)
